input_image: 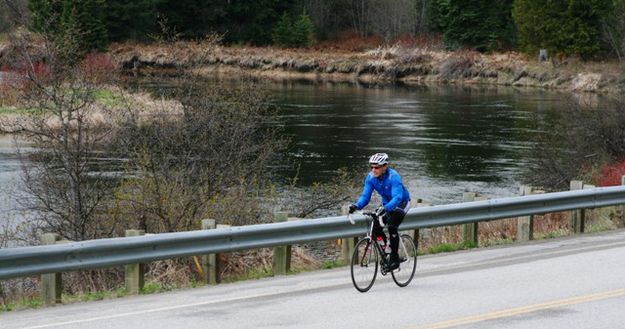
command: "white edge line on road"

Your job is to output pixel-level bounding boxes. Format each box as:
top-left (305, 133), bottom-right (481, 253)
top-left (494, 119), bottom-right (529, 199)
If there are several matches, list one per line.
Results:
top-left (18, 282), bottom-right (338, 329)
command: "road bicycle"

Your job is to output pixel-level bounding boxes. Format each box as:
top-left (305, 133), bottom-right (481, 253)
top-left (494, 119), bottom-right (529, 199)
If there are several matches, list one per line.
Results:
top-left (347, 210), bottom-right (417, 292)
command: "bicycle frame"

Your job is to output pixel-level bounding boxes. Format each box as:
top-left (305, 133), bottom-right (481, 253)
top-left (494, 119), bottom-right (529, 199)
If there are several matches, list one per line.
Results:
top-left (351, 211), bottom-right (407, 272)
top-left (348, 209), bottom-right (418, 292)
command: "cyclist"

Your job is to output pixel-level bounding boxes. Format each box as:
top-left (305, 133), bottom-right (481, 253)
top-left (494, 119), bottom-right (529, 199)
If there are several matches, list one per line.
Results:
top-left (348, 153), bottom-right (411, 271)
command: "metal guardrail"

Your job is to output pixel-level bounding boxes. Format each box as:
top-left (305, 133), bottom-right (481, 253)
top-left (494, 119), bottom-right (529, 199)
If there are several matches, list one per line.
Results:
top-left (2, 185), bottom-right (625, 280)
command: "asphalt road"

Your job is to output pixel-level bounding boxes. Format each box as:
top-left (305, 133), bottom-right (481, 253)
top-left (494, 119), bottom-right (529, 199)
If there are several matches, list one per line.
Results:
top-left (3, 229), bottom-right (625, 329)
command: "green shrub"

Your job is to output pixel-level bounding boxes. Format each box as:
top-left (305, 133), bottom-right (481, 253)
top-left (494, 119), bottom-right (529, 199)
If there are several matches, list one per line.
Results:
top-left (28, 0), bottom-right (108, 55)
top-left (512, 0), bottom-right (612, 58)
top-left (292, 10), bottom-right (314, 47)
top-left (428, 0), bottom-right (516, 52)
top-left (272, 12), bottom-right (292, 47)
top-left (272, 10), bottom-right (314, 48)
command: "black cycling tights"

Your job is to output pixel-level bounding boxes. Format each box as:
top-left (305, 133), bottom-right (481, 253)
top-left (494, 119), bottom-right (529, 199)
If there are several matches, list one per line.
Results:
top-left (373, 209), bottom-right (406, 256)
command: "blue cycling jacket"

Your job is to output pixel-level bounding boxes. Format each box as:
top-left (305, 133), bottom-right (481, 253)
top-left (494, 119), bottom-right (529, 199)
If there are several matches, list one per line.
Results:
top-left (355, 168), bottom-right (411, 212)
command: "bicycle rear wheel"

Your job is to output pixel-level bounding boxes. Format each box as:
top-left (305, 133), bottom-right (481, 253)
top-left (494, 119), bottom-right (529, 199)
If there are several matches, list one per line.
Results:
top-left (391, 234), bottom-right (417, 287)
top-left (350, 238), bottom-right (379, 292)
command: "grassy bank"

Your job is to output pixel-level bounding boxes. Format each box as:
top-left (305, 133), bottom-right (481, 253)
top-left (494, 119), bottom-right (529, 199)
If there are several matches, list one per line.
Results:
top-left (110, 42), bottom-right (625, 94)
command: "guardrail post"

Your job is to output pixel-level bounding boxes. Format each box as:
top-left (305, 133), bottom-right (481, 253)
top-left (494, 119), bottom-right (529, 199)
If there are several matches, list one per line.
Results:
top-left (124, 230), bottom-right (145, 294)
top-left (570, 180), bottom-right (584, 233)
top-left (201, 219), bottom-right (219, 285)
top-left (621, 176), bottom-right (625, 221)
top-left (582, 184), bottom-right (596, 232)
top-left (413, 199), bottom-right (431, 249)
top-left (0, 281), bottom-right (4, 305)
top-left (341, 205), bottom-right (356, 265)
top-left (517, 186), bottom-right (534, 242)
top-left (462, 192), bottom-right (478, 246)
top-left (41, 233), bottom-right (62, 306)
top-left (272, 212), bottom-right (291, 275)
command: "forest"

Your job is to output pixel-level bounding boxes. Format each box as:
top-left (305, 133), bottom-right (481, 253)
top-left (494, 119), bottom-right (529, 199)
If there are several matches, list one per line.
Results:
top-left (0, 0), bottom-right (622, 60)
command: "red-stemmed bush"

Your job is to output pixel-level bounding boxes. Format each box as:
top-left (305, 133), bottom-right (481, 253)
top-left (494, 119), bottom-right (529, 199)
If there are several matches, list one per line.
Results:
top-left (80, 53), bottom-right (117, 83)
top-left (598, 161), bottom-right (625, 186)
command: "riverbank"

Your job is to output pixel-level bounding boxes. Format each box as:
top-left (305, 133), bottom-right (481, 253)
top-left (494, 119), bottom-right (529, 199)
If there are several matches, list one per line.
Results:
top-left (109, 41), bottom-right (625, 94)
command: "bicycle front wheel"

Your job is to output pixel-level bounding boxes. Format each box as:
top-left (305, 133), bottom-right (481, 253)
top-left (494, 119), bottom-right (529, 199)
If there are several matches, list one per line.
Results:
top-left (391, 234), bottom-right (417, 287)
top-left (350, 238), bottom-right (379, 293)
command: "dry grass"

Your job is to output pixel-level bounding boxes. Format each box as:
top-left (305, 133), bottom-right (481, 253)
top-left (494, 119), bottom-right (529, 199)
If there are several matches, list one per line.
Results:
top-left (0, 86), bottom-right (18, 107)
top-left (438, 50), bottom-right (483, 80)
top-left (313, 30), bottom-right (383, 52)
top-left (415, 210), bottom-right (619, 252)
top-left (109, 38), bottom-right (625, 93)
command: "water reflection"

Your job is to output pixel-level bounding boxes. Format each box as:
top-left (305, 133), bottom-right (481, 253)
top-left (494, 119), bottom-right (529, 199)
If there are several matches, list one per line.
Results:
top-left (29, 78), bottom-right (572, 204)
top-left (271, 82), bottom-right (566, 202)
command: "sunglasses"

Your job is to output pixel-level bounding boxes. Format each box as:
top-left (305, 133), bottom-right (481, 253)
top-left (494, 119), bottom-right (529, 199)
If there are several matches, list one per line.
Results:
top-left (370, 165), bottom-right (382, 169)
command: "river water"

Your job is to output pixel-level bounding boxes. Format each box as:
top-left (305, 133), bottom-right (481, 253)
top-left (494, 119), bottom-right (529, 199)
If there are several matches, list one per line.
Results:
top-left (0, 135), bottom-right (26, 237)
top-left (0, 81), bottom-right (575, 225)
top-left (269, 81), bottom-right (570, 203)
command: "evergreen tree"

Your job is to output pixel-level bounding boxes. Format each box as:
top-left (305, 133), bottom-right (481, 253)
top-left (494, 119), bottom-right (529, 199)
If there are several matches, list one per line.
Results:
top-left (429, 0), bottom-right (515, 52)
top-left (153, 0), bottom-right (226, 39)
top-left (512, 0), bottom-right (612, 58)
top-left (28, 0), bottom-right (64, 34)
top-left (105, 0), bottom-right (162, 42)
top-left (73, 0), bottom-right (108, 52)
top-left (272, 10), bottom-right (315, 48)
top-left (292, 9), bottom-right (314, 47)
top-left (224, 0), bottom-right (292, 45)
top-left (28, 0), bottom-right (108, 54)
top-left (272, 12), bottom-right (292, 47)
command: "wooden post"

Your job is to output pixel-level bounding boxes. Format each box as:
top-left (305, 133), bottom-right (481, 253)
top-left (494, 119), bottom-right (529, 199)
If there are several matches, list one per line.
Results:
top-left (272, 212), bottom-right (291, 275)
top-left (413, 200), bottom-right (431, 250)
top-left (0, 281), bottom-right (4, 306)
top-left (517, 185), bottom-right (534, 242)
top-left (621, 176), bottom-right (625, 222)
top-left (570, 180), bottom-right (584, 233)
top-left (201, 219), bottom-right (219, 285)
top-left (41, 233), bottom-right (62, 306)
top-left (124, 230), bottom-right (145, 294)
top-left (462, 192), bottom-right (478, 246)
top-left (341, 205), bottom-right (356, 265)
top-left (581, 184), bottom-right (596, 232)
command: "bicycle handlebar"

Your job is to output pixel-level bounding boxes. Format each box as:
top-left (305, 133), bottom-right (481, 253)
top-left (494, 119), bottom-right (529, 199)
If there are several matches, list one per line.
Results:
top-left (347, 210), bottom-right (384, 227)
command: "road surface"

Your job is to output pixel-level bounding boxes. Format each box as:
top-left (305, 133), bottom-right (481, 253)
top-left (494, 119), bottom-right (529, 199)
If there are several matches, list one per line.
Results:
top-left (3, 229), bottom-right (625, 329)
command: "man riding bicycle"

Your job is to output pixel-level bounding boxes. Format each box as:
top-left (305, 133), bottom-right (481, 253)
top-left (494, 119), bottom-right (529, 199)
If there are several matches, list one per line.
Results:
top-left (348, 153), bottom-right (411, 271)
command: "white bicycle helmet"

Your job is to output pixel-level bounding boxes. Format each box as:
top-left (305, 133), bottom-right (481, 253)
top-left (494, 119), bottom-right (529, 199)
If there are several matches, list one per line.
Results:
top-left (368, 153), bottom-right (389, 165)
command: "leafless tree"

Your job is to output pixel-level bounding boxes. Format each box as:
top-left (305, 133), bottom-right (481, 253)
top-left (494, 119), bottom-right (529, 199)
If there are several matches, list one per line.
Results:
top-left (601, 1), bottom-right (625, 61)
top-left (112, 73), bottom-right (287, 232)
top-left (524, 96), bottom-right (625, 190)
top-left (0, 0), bottom-right (28, 33)
top-left (0, 12), bottom-right (124, 241)
top-left (368, 0), bottom-right (420, 42)
top-left (314, 0), bottom-right (423, 41)
top-left (284, 168), bottom-right (361, 219)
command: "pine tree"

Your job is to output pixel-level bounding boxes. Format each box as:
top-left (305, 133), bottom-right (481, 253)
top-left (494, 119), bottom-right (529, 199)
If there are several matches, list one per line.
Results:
top-left (28, 0), bottom-right (108, 55)
top-left (272, 12), bottom-right (292, 47)
top-left (429, 0), bottom-right (515, 52)
top-left (512, 0), bottom-right (612, 58)
top-left (292, 10), bottom-right (314, 47)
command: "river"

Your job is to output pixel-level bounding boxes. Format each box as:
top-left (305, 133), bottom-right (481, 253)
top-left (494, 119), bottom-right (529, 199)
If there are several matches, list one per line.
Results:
top-left (268, 81), bottom-right (569, 203)
top-left (0, 135), bottom-right (27, 239)
top-left (0, 81), bottom-right (576, 226)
